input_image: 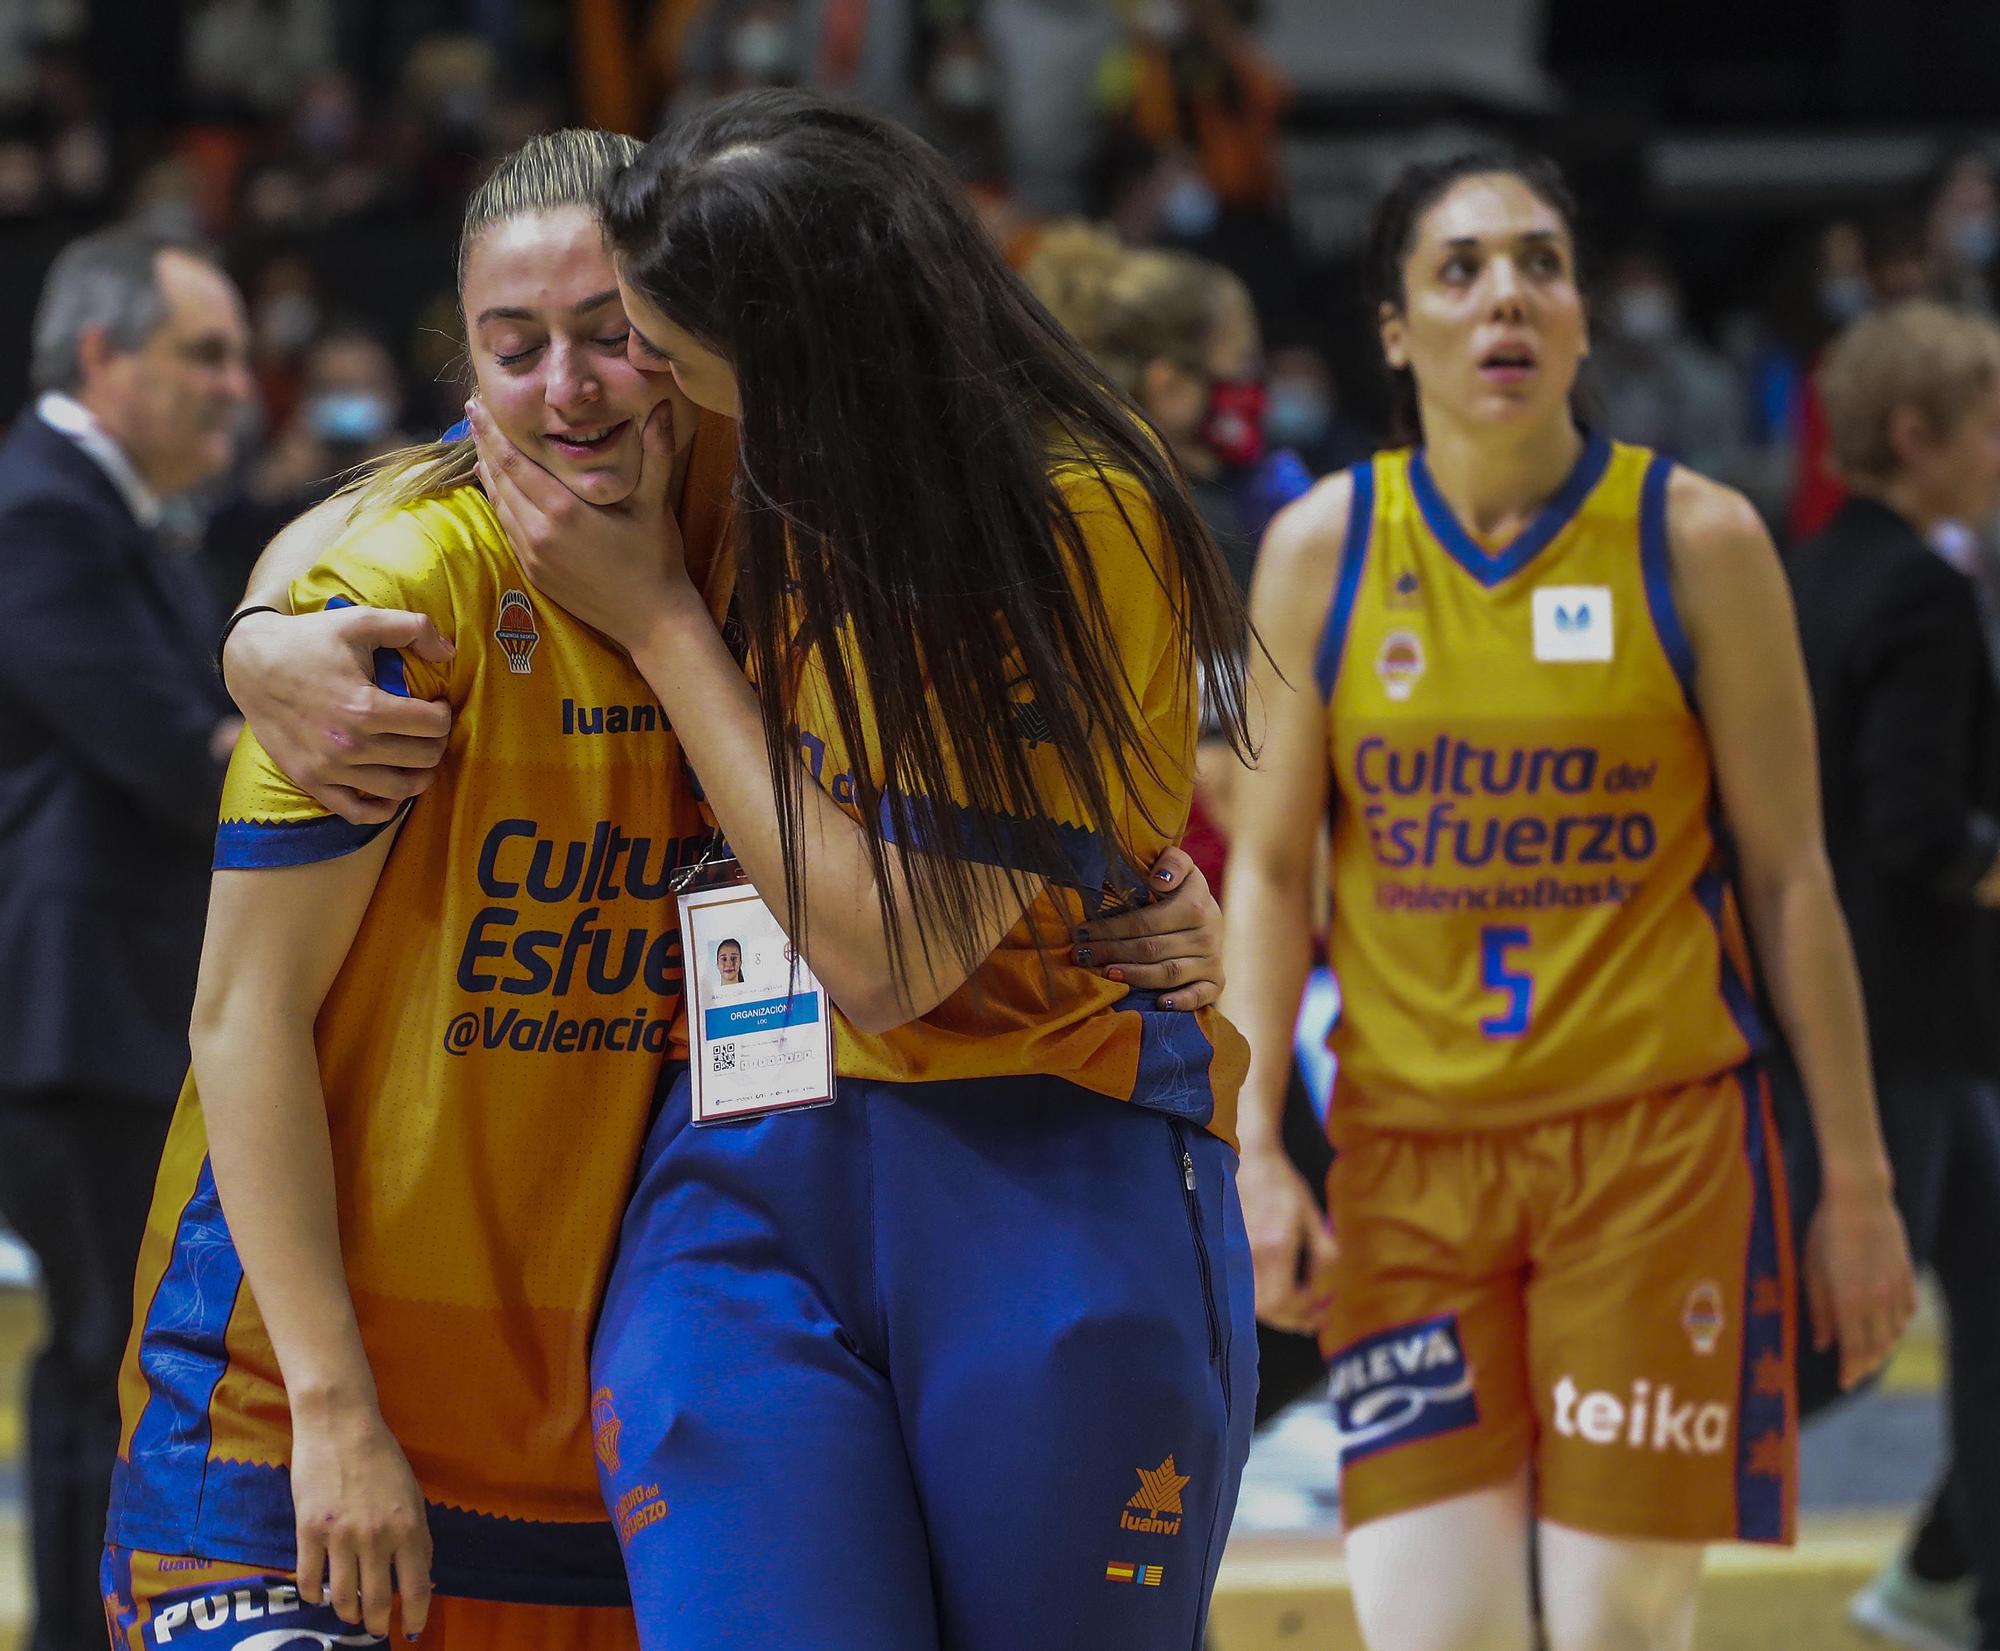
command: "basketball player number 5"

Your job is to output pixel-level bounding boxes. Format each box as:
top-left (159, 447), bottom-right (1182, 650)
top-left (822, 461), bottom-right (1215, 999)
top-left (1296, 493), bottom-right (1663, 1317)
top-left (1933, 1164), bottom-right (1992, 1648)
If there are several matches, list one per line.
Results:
top-left (1479, 926), bottom-right (1533, 1038)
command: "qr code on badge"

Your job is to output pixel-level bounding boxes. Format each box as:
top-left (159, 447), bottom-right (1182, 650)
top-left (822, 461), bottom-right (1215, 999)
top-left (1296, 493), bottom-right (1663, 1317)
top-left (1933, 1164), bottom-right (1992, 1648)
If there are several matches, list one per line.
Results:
top-left (711, 1042), bottom-right (736, 1073)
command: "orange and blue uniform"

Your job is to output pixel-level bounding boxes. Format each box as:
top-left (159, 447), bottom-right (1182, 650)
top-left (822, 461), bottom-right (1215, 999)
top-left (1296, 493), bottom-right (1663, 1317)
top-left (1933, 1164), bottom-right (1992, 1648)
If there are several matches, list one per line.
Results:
top-left (1313, 432), bottom-right (1796, 1542)
top-left (590, 457), bottom-right (1258, 1651)
top-left (102, 419), bottom-right (739, 1648)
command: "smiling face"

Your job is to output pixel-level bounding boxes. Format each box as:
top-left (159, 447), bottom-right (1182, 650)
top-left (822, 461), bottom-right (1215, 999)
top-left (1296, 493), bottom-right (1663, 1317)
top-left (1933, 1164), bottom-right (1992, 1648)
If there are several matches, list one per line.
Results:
top-left (716, 941), bottom-right (743, 983)
top-left (614, 268), bottom-right (743, 421)
top-left (1380, 172), bottom-right (1589, 435)
top-left (463, 206), bottom-right (682, 504)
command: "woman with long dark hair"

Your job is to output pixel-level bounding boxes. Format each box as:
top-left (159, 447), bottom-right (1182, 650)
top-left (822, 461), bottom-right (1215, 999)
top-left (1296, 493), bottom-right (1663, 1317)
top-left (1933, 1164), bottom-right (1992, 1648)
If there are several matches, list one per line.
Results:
top-left (1221, 151), bottom-right (1916, 1651)
top-left (465, 90), bottom-right (1257, 1650)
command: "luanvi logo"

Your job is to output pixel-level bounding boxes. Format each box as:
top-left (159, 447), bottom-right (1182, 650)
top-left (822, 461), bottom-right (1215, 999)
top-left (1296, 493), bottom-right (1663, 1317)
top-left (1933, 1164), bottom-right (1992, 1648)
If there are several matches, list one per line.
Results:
top-left (1120, 1456), bottom-right (1191, 1536)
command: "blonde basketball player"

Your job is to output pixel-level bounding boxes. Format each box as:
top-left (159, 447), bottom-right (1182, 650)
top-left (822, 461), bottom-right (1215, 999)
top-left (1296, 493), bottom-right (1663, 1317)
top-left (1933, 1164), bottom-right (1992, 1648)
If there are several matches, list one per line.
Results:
top-left (100, 129), bottom-right (741, 1651)
top-left (1223, 151), bottom-right (1917, 1651)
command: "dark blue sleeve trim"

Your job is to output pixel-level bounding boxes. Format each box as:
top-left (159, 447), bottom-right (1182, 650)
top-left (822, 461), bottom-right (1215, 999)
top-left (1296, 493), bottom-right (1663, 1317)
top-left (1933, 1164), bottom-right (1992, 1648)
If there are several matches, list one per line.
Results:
top-left (1639, 454), bottom-right (1696, 704)
top-left (1312, 459), bottom-right (1375, 702)
top-left (876, 791), bottom-right (1123, 896)
top-left (323, 595), bottom-right (411, 696)
top-left (214, 810), bottom-right (400, 869)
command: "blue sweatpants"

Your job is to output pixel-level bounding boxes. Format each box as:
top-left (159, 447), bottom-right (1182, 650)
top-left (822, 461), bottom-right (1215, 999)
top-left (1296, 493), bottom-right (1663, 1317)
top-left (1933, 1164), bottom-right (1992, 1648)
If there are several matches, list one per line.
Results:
top-left (590, 1066), bottom-right (1257, 1651)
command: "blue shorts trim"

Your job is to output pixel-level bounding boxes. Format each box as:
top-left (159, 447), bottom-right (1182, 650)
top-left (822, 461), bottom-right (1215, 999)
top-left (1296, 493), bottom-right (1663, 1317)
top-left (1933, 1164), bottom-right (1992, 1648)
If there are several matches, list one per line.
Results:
top-left (1731, 1065), bottom-right (1795, 1543)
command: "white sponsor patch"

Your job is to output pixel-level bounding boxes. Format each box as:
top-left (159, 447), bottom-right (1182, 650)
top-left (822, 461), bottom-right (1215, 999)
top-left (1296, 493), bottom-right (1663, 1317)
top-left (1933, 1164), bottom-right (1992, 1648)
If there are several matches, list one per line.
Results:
top-left (1533, 585), bottom-right (1614, 662)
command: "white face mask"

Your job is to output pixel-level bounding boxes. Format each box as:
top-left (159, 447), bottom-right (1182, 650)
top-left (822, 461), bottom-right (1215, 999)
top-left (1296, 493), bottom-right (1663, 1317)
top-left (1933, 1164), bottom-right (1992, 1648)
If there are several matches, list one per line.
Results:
top-left (1818, 273), bottom-right (1872, 324)
top-left (930, 52), bottom-right (995, 112)
top-left (1160, 175), bottom-right (1219, 239)
top-left (308, 390), bottom-right (393, 445)
top-left (1264, 383), bottom-right (1331, 448)
top-left (727, 18), bottom-right (795, 80)
top-left (257, 292), bottom-right (319, 355)
top-left (1955, 213), bottom-right (1999, 270)
top-left (1139, 0), bottom-right (1191, 43)
top-left (1611, 286), bottom-right (1678, 345)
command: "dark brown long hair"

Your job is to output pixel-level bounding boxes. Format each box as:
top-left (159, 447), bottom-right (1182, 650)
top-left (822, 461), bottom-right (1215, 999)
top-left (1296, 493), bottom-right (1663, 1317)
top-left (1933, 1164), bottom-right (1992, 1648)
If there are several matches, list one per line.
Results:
top-left (601, 90), bottom-right (1251, 989)
top-left (1366, 148), bottom-right (1584, 444)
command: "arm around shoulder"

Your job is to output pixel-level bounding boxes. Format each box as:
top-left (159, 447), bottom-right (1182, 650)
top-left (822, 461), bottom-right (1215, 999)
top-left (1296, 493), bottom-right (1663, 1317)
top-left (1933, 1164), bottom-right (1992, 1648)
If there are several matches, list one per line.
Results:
top-left (221, 501), bottom-right (460, 824)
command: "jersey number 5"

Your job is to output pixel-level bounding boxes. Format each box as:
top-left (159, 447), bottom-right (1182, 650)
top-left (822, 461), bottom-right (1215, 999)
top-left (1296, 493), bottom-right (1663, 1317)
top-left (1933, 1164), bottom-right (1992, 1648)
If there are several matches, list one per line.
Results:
top-left (1480, 926), bottom-right (1533, 1038)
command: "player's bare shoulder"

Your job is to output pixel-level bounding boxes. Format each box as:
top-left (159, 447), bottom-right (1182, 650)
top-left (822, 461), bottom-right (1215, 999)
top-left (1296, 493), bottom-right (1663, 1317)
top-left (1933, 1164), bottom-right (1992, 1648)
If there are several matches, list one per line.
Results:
top-left (1663, 464), bottom-right (1773, 582)
top-left (1249, 466), bottom-right (1361, 648)
top-left (1661, 462), bottom-right (1789, 660)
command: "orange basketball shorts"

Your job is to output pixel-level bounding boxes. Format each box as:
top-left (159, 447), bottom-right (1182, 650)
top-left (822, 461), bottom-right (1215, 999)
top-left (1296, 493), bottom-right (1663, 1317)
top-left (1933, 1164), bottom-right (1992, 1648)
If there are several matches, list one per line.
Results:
top-left (1321, 1064), bottom-right (1797, 1544)
top-left (102, 1545), bottom-right (641, 1650)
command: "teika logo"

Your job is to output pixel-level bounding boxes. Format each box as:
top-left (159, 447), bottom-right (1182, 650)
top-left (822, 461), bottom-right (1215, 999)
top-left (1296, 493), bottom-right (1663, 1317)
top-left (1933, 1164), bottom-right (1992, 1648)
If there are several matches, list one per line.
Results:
top-left (1553, 1375), bottom-right (1730, 1455)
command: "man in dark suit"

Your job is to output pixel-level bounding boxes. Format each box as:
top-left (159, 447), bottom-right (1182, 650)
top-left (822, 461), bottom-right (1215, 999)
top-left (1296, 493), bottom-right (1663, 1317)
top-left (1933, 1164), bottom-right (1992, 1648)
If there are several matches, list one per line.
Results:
top-left (0, 224), bottom-right (250, 1651)
top-left (1784, 300), bottom-right (2000, 1651)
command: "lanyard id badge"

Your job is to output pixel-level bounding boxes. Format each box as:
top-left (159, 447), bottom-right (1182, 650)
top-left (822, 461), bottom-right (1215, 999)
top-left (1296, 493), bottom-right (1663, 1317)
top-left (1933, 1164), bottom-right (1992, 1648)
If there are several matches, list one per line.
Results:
top-left (677, 872), bottom-right (836, 1125)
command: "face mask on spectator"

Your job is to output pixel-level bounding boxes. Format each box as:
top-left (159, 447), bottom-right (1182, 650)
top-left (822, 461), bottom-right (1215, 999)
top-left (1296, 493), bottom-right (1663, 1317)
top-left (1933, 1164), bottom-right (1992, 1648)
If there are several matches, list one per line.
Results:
top-left (296, 104), bottom-right (354, 156)
top-left (930, 51), bottom-right (995, 112)
top-left (1265, 382), bottom-right (1331, 449)
top-left (1161, 175), bottom-right (1219, 239)
top-left (1611, 286), bottom-right (1678, 345)
top-left (256, 292), bottom-right (319, 355)
top-left (1955, 212), bottom-right (1999, 269)
top-left (728, 19), bottom-right (795, 80)
top-left (437, 86), bottom-right (492, 138)
top-left (1201, 378), bottom-right (1267, 469)
top-left (308, 390), bottom-right (393, 445)
top-left (1819, 273), bottom-right (1873, 324)
top-left (1138, 0), bottom-right (1192, 44)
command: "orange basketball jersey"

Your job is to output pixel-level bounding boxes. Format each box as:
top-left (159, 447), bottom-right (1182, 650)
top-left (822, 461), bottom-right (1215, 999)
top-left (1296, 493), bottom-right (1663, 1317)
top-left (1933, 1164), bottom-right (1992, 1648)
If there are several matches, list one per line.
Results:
top-left (1317, 433), bottom-right (1757, 1133)
top-left (726, 456), bottom-right (1249, 1144)
top-left (107, 417), bottom-right (738, 1604)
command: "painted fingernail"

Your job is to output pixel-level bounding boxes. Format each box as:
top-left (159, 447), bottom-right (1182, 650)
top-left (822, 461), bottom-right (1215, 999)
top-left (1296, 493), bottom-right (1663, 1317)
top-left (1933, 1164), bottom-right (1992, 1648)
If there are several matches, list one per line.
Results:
top-left (1106, 966), bottom-right (1124, 982)
top-left (1156, 866), bottom-right (1176, 881)
top-left (1073, 927), bottom-right (1090, 942)
top-left (1075, 947), bottom-right (1093, 965)
top-left (1160, 994), bottom-right (1176, 1009)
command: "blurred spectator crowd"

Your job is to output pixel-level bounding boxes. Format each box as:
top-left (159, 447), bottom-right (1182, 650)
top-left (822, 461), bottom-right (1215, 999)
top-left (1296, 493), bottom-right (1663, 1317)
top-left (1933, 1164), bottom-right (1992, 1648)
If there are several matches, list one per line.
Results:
top-left (4, 1), bottom-right (2000, 614)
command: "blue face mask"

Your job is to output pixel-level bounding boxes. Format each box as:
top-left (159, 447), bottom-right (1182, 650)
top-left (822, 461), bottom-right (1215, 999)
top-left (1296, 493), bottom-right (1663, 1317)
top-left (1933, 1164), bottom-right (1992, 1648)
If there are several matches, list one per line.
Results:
top-left (308, 390), bottom-right (392, 445)
top-left (1957, 215), bottom-right (2000, 270)
top-left (1818, 274), bottom-right (1872, 324)
top-left (1264, 383), bottom-right (1331, 449)
top-left (1160, 175), bottom-right (1220, 240)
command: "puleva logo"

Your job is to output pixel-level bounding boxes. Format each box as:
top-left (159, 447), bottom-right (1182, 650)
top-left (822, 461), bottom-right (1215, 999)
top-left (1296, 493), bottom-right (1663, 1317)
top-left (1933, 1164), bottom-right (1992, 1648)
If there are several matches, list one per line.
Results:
top-left (143, 1579), bottom-right (384, 1647)
top-left (495, 588), bottom-right (540, 675)
top-left (1329, 1313), bottom-right (1479, 1466)
top-left (591, 1386), bottom-right (622, 1473)
top-left (1121, 1456), bottom-right (1191, 1535)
